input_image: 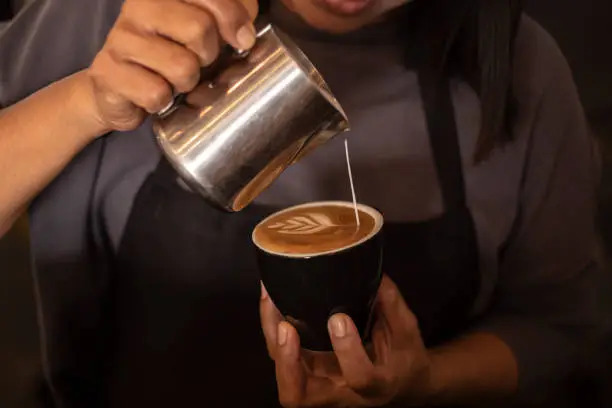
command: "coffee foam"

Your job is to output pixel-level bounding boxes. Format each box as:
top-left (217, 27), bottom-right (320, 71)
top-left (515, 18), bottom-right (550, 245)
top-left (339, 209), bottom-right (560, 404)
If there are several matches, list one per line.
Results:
top-left (252, 201), bottom-right (383, 258)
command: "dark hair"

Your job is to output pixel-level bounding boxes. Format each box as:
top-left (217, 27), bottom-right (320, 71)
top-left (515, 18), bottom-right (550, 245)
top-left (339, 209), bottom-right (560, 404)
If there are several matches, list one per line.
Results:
top-left (259, 0), bottom-right (524, 162)
top-left (410, 0), bottom-right (524, 162)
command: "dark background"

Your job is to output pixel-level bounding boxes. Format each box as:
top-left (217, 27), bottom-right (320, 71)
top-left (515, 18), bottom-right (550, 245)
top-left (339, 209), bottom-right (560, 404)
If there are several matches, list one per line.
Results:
top-left (0, 5), bottom-right (11, 21)
top-left (1, 0), bottom-right (611, 407)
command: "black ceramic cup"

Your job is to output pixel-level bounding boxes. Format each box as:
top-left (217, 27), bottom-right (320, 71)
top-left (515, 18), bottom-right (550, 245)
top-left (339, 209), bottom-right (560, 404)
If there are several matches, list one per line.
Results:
top-left (252, 201), bottom-right (384, 351)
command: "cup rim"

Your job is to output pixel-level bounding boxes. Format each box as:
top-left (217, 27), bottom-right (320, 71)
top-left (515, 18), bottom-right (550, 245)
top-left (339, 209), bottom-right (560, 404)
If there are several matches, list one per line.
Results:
top-left (252, 200), bottom-right (384, 259)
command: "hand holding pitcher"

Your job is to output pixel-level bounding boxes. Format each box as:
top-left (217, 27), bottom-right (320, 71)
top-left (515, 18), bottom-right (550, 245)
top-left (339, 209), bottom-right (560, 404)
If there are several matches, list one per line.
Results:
top-left (85, 0), bottom-right (259, 132)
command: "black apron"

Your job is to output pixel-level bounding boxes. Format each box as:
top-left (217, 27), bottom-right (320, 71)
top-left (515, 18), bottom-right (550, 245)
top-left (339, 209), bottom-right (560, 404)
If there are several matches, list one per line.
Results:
top-left (106, 77), bottom-right (480, 407)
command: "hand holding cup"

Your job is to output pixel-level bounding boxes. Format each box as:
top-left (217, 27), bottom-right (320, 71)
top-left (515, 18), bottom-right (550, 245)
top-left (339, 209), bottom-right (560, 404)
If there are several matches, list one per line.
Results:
top-left (260, 275), bottom-right (435, 408)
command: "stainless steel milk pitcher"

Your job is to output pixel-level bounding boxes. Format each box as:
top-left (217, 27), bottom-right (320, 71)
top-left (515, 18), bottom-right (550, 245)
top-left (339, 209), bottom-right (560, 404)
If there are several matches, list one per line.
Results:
top-left (152, 25), bottom-right (350, 212)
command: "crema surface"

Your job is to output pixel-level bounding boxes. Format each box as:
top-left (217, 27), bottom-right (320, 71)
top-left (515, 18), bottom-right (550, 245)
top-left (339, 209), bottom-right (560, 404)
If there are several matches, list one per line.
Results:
top-left (253, 202), bottom-right (381, 256)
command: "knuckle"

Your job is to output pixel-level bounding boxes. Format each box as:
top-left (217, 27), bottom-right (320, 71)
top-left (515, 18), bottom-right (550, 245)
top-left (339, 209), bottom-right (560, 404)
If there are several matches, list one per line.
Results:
top-left (118, 0), bottom-right (134, 18)
top-left (183, 13), bottom-right (214, 43)
top-left (347, 372), bottom-right (377, 394)
top-left (199, 41), bottom-right (220, 66)
top-left (180, 13), bottom-right (219, 65)
top-left (170, 52), bottom-right (201, 91)
top-left (121, 0), bottom-right (149, 17)
top-left (242, 0), bottom-right (258, 19)
top-left (102, 29), bottom-right (121, 53)
top-left (119, 0), bottom-right (159, 33)
top-left (118, 0), bottom-right (142, 22)
top-left (211, 0), bottom-right (250, 31)
top-left (174, 51), bottom-right (200, 75)
top-left (104, 26), bottom-right (134, 61)
top-left (141, 81), bottom-right (172, 112)
top-left (226, 0), bottom-right (250, 22)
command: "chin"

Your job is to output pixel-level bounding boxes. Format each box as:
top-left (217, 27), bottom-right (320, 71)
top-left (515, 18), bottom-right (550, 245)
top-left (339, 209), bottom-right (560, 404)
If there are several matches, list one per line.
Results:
top-left (312, 0), bottom-right (379, 17)
top-left (286, 0), bottom-right (379, 33)
top-left (283, 0), bottom-right (402, 33)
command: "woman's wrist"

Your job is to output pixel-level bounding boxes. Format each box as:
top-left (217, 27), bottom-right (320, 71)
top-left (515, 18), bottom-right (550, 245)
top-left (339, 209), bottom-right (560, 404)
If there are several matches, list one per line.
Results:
top-left (63, 70), bottom-right (113, 144)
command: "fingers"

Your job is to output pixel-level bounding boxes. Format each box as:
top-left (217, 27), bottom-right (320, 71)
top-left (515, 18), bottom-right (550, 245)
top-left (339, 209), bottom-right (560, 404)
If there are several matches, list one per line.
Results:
top-left (275, 321), bottom-right (306, 406)
top-left (91, 52), bottom-right (173, 114)
top-left (275, 322), bottom-right (345, 408)
top-left (184, 0), bottom-right (257, 50)
top-left (240, 0), bottom-right (260, 20)
top-left (377, 276), bottom-right (420, 345)
top-left (260, 282), bottom-right (284, 359)
top-left (88, 0), bottom-right (259, 130)
top-left (371, 317), bottom-right (391, 365)
top-left (107, 28), bottom-right (201, 93)
top-left (123, 1), bottom-right (221, 66)
top-left (111, 0), bottom-right (257, 96)
top-left (328, 314), bottom-right (383, 398)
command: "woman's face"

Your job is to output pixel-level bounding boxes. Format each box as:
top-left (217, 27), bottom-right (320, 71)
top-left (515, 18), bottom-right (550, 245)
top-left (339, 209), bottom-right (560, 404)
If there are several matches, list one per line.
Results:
top-left (279, 0), bottom-right (411, 32)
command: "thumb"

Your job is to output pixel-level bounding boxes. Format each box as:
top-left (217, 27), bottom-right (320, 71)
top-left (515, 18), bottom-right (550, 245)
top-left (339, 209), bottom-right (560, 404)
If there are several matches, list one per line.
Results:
top-left (241, 0), bottom-right (259, 21)
top-left (377, 275), bottom-right (420, 343)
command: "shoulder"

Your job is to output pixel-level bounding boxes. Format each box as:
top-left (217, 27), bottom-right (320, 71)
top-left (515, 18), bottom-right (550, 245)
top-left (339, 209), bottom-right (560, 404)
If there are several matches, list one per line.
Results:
top-left (511, 14), bottom-right (577, 110)
top-left (510, 16), bottom-right (596, 189)
top-left (0, 0), bottom-right (123, 106)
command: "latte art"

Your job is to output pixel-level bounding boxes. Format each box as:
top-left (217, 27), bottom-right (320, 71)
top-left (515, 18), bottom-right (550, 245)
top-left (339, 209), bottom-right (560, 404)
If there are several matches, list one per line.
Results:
top-left (267, 212), bottom-right (340, 235)
top-left (253, 201), bottom-right (383, 257)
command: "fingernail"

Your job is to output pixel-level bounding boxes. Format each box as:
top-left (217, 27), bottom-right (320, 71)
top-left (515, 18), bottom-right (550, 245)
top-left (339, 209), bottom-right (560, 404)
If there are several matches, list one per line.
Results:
top-left (260, 282), bottom-right (268, 300)
top-left (236, 23), bottom-right (256, 50)
top-left (329, 315), bottom-right (347, 339)
top-left (277, 323), bottom-right (288, 347)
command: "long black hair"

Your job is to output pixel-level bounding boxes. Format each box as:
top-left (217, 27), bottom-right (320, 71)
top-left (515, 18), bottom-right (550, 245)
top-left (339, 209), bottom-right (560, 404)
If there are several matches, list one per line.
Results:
top-left (412, 0), bottom-right (524, 163)
top-left (259, 0), bottom-right (524, 163)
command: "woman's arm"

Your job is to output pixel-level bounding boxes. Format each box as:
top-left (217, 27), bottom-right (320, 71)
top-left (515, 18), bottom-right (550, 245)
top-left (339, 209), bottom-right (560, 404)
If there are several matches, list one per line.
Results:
top-left (0, 0), bottom-right (258, 237)
top-left (0, 0), bottom-right (119, 237)
top-left (0, 72), bottom-right (106, 236)
top-left (424, 333), bottom-right (518, 404)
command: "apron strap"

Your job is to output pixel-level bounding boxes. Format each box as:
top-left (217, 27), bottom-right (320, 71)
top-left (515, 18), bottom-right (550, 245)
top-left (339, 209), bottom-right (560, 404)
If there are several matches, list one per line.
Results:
top-left (418, 73), bottom-right (467, 210)
top-left (149, 157), bottom-right (188, 188)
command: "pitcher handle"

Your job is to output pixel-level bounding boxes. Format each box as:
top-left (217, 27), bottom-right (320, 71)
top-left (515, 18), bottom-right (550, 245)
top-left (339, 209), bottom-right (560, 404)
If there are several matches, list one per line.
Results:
top-left (156, 25), bottom-right (273, 117)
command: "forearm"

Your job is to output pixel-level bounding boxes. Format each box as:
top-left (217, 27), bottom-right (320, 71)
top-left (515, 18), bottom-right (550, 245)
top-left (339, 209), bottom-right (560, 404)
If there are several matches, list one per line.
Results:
top-left (0, 71), bottom-right (108, 236)
top-left (424, 332), bottom-right (518, 406)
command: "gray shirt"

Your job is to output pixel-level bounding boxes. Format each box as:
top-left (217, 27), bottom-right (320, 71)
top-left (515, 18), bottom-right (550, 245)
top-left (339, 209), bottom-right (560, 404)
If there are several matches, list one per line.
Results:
top-left (0, 0), bottom-right (602, 404)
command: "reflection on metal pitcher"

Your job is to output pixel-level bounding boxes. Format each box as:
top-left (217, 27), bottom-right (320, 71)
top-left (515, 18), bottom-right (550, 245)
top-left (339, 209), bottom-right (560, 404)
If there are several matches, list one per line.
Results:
top-left (153, 25), bottom-right (350, 212)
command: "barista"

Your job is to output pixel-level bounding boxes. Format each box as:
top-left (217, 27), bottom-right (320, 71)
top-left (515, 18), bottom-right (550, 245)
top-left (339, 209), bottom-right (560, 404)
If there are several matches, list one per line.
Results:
top-left (0, 0), bottom-right (600, 406)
